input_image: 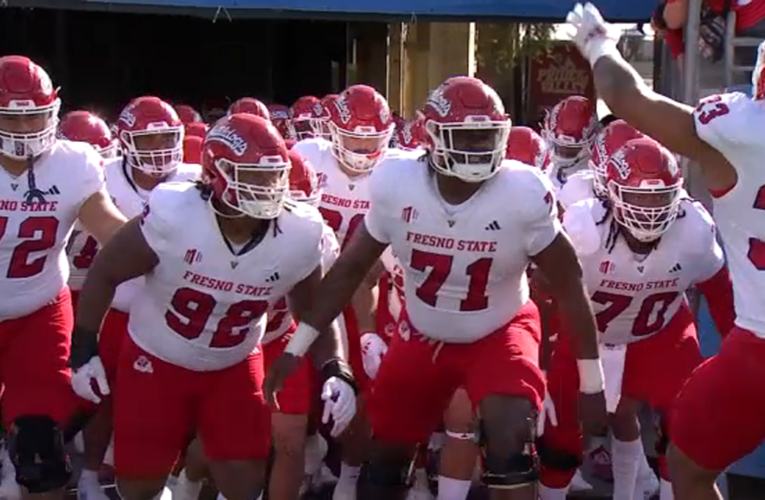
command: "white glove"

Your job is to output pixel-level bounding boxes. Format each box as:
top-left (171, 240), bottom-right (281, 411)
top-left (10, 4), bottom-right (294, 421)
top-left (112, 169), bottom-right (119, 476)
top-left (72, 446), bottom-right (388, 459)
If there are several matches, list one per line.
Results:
top-left (565, 3), bottom-right (622, 66)
top-left (537, 389), bottom-right (558, 436)
top-left (71, 356), bottom-right (110, 404)
top-left (360, 332), bottom-right (388, 380)
top-left (321, 377), bottom-right (357, 437)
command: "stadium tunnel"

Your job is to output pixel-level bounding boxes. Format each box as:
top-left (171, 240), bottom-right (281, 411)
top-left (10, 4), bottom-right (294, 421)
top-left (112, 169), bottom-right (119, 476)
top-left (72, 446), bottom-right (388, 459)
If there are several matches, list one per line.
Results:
top-left (0, 5), bottom-right (390, 121)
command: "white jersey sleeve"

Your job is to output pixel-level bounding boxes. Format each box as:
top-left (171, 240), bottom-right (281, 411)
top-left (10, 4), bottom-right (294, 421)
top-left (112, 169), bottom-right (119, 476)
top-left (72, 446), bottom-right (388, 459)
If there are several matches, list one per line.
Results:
top-left (139, 188), bottom-right (178, 257)
top-left (521, 167), bottom-right (562, 256)
top-left (562, 197), bottom-right (608, 257)
top-left (683, 200), bottom-right (725, 284)
top-left (693, 92), bottom-right (750, 163)
top-left (363, 162), bottom-right (397, 245)
top-left (558, 169), bottom-right (596, 210)
top-left (74, 142), bottom-right (107, 207)
top-left (320, 222), bottom-right (340, 272)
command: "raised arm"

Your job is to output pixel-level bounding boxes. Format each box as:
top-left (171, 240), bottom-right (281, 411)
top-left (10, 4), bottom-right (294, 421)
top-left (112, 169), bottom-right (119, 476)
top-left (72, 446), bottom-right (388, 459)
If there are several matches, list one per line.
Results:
top-left (567, 2), bottom-right (736, 192)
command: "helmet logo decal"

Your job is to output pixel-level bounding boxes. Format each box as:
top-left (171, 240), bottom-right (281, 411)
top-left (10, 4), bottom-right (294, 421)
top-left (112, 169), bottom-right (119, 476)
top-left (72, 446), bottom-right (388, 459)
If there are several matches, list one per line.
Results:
top-left (379, 104), bottom-right (390, 125)
top-left (334, 96), bottom-right (352, 124)
top-left (37, 67), bottom-right (53, 95)
top-left (610, 148), bottom-right (630, 180)
top-left (426, 86), bottom-right (451, 118)
top-left (207, 124), bottom-right (248, 156)
top-left (666, 156), bottom-right (679, 178)
top-left (119, 109), bottom-right (136, 128)
top-left (401, 123), bottom-right (412, 144)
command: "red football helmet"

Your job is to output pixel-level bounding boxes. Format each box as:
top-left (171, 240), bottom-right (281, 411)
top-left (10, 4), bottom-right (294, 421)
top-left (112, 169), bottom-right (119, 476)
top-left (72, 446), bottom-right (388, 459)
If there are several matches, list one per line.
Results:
top-left (0, 55), bottom-right (61, 159)
top-left (202, 114), bottom-right (291, 219)
top-left (228, 97), bottom-right (270, 120)
top-left (328, 85), bottom-right (394, 173)
top-left (185, 121), bottom-right (208, 139)
top-left (421, 76), bottom-right (510, 182)
top-left (543, 95), bottom-right (597, 169)
top-left (174, 104), bottom-right (202, 125)
top-left (395, 116), bottom-right (425, 151)
top-left (118, 96), bottom-right (184, 176)
top-left (291, 96), bottom-right (320, 141)
top-left (589, 119), bottom-right (643, 196)
top-left (605, 137), bottom-right (683, 242)
top-left (268, 104), bottom-right (296, 141)
top-left (505, 126), bottom-right (547, 169)
top-left (288, 149), bottom-right (320, 206)
top-left (183, 135), bottom-right (203, 164)
top-left (58, 110), bottom-right (117, 158)
top-left (310, 94), bottom-right (337, 140)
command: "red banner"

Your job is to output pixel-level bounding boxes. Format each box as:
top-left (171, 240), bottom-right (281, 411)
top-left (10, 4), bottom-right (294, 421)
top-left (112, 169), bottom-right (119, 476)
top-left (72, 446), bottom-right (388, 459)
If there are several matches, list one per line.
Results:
top-left (527, 42), bottom-right (595, 129)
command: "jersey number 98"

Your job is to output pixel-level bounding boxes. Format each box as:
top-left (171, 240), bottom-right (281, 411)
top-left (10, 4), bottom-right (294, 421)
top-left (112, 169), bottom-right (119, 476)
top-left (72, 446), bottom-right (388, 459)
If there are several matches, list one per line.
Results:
top-left (165, 287), bottom-right (269, 348)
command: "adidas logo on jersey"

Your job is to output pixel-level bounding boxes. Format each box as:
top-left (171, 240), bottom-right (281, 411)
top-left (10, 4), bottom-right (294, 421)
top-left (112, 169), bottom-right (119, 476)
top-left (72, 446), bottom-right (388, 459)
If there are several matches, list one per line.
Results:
top-left (485, 221), bottom-right (501, 231)
top-left (266, 272), bottom-right (281, 283)
top-left (46, 185), bottom-right (61, 196)
top-left (669, 263), bottom-right (682, 273)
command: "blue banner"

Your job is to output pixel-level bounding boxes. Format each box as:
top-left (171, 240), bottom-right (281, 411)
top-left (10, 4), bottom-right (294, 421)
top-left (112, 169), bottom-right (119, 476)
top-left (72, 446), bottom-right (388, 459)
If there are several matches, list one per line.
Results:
top-left (83, 0), bottom-right (654, 21)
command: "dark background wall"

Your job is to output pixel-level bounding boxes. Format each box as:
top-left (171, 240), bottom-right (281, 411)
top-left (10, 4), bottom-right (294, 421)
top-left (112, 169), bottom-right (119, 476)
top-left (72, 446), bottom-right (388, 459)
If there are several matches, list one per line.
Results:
top-left (0, 7), bottom-right (360, 121)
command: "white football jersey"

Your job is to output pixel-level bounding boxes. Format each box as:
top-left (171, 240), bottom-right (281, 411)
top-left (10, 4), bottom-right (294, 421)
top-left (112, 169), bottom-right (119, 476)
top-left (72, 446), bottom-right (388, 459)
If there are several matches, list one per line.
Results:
top-left (365, 158), bottom-right (561, 343)
top-left (547, 157), bottom-right (590, 193)
top-left (0, 140), bottom-right (104, 320)
top-left (67, 159), bottom-right (200, 301)
top-left (128, 183), bottom-right (325, 371)
top-left (261, 223), bottom-right (340, 344)
top-left (694, 92), bottom-right (765, 337)
top-left (564, 197), bottom-right (724, 345)
top-left (293, 138), bottom-right (419, 247)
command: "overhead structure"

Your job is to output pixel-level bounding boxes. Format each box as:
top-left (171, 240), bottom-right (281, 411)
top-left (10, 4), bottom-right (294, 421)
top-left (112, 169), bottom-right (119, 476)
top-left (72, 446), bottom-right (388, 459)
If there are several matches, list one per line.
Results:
top-left (67, 0), bottom-right (655, 21)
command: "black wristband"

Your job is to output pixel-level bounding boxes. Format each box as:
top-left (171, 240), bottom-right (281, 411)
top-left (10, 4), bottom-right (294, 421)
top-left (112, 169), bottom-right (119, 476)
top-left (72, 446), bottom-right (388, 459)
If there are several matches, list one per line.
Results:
top-left (68, 325), bottom-right (100, 370)
top-left (321, 358), bottom-right (359, 394)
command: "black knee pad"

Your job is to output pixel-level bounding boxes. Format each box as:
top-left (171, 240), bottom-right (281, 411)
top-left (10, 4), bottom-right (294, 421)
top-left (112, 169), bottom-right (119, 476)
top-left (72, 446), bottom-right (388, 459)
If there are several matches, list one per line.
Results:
top-left (7, 416), bottom-right (72, 493)
top-left (359, 453), bottom-right (413, 491)
top-left (477, 417), bottom-right (539, 489)
top-left (536, 439), bottom-right (583, 471)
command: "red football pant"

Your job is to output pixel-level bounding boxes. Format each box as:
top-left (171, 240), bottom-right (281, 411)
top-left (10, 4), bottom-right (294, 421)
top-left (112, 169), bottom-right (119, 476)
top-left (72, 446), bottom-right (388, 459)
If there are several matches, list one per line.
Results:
top-left (539, 304), bottom-right (702, 487)
top-left (114, 337), bottom-right (271, 478)
top-left (72, 290), bottom-right (129, 385)
top-left (0, 288), bottom-right (80, 425)
top-left (262, 329), bottom-right (313, 415)
top-left (671, 325), bottom-right (765, 471)
top-left (367, 300), bottom-right (545, 446)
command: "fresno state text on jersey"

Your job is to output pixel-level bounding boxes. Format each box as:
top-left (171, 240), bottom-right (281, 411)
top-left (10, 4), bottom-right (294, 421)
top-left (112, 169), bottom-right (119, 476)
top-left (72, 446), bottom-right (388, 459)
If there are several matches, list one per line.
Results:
top-left (364, 157), bottom-right (561, 342)
top-left (564, 197), bottom-right (724, 345)
top-left (0, 140), bottom-right (104, 319)
top-left (129, 182), bottom-right (325, 371)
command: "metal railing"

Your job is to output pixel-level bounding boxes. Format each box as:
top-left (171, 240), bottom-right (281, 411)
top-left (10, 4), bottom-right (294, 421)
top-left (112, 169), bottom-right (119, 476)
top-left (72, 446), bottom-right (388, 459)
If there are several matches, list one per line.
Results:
top-left (724, 10), bottom-right (762, 88)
